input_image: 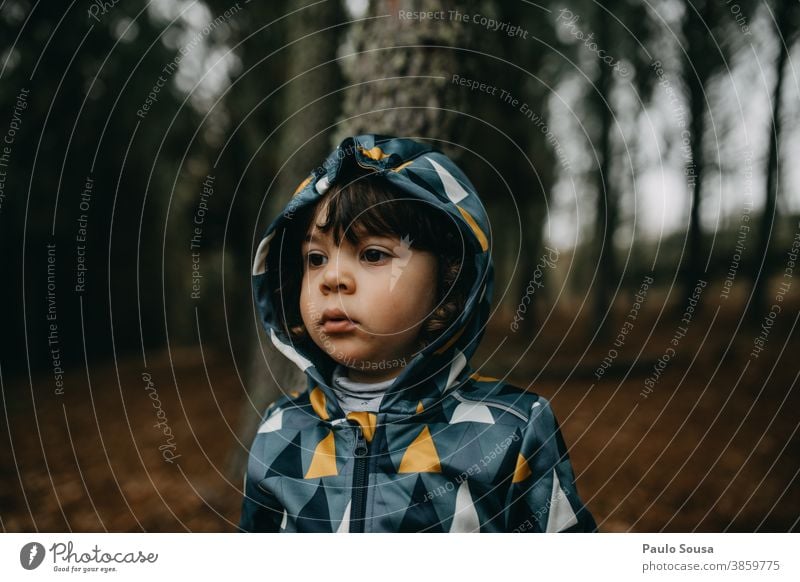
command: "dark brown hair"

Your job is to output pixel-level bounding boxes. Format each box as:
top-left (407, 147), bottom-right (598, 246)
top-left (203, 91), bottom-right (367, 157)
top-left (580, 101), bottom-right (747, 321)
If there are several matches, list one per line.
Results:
top-left (269, 175), bottom-right (474, 351)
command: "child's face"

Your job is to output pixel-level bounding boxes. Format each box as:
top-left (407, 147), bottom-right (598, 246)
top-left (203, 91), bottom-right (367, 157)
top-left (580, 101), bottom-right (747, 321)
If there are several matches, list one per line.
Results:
top-left (299, 201), bottom-right (438, 382)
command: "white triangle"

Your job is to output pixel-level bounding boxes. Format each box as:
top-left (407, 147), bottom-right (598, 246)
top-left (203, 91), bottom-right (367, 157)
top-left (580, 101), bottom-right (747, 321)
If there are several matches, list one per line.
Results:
top-left (450, 402), bottom-right (495, 425)
top-left (449, 481), bottom-right (480, 532)
top-left (270, 329), bottom-right (313, 371)
top-left (315, 175), bottom-right (330, 194)
top-left (257, 408), bottom-right (283, 433)
top-left (336, 500), bottom-right (351, 533)
top-left (280, 509), bottom-right (288, 531)
top-left (445, 350), bottom-right (467, 391)
top-left (427, 158), bottom-right (469, 204)
top-left (251, 232), bottom-right (275, 275)
top-left (545, 468), bottom-right (579, 532)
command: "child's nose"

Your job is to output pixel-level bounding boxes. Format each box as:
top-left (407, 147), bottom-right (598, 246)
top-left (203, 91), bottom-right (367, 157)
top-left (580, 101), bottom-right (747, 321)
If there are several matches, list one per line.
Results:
top-left (321, 259), bottom-right (355, 294)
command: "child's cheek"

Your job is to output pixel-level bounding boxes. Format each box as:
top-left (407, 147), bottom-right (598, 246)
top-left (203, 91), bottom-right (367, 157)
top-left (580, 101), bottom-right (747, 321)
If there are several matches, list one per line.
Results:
top-left (298, 285), bottom-right (314, 328)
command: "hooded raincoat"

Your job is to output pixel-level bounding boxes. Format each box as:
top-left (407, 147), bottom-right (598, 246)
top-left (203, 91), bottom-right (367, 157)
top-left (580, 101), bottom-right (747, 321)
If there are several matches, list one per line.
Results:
top-left (241, 135), bottom-right (597, 533)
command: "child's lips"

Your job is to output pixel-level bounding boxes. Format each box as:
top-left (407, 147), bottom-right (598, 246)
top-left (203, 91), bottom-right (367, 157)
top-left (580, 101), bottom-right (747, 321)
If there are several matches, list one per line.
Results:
top-left (321, 318), bottom-right (357, 334)
top-left (319, 308), bottom-right (359, 334)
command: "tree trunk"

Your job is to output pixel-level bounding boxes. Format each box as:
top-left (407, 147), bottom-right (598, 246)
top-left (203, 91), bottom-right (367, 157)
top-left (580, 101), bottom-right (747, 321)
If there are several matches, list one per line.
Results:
top-left (592, 9), bottom-right (618, 340)
top-left (750, 0), bottom-right (795, 318)
top-left (680, 0), bottom-right (714, 310)
top-left (684, 70), bottom-right (706, 303)
top-left (335, 0), bottom-right (479, 147)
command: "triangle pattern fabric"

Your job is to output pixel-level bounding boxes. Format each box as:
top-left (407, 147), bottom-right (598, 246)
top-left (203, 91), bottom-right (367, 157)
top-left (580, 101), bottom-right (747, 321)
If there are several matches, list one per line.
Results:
top-left (437, 423), bottom-right (480, 477)
top-left (264, 432), bottom-right (303, 480)
top-left (373, 474), bottom-right (414, 531)
top-left (427, 157), bottom-right (470, 204)
top-left (512, 453), bottom-right (532, 484)
top-left (257, 408), bottom-right (283, 433)
top-left (449, 480), bottom-right (480, 532)
top-left (546, 468), bottom-right (579, 532)
top-left (305, 429), bottom-right (338, 479)
top-left (398, 425), bottom-right (441, 473)
top-left (445, 350), bottom-right (468, 390)
top-left (296, 482), bottom-right (332, 533)
top-left (335, 500), bottom-right (351, 533)
top-left (399, 475), bottom-right (444, 532)
top-left (449, 400), bottom-right (495, 424)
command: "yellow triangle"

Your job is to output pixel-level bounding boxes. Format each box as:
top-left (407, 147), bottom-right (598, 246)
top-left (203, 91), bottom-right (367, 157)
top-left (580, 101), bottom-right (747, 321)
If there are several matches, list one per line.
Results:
top-left (305, 430), bottom-right (338, 479)
top-left (346, 411), bottom-right (377, 443)
top-left (512, 453), bottom-right (532, 484)
top-left (469, 372), bottom-right (499, 382)
top-left (416, 401), bottom-right (425, 414)
top-left (398, 426), bottom-right (441, 473)
top-left (309, 386), bottom-right (329, 420)
top-left (457, 205), bottom-right (489, 252)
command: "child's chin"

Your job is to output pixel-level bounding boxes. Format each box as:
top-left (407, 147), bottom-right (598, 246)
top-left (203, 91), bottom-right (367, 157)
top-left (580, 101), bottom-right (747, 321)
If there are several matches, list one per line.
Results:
top-left (317, 345), bottom-right (363, 365)
top-left (327, 350), bottom-right (372, 366)
top-left (331, 353), bottom-right (371, 368)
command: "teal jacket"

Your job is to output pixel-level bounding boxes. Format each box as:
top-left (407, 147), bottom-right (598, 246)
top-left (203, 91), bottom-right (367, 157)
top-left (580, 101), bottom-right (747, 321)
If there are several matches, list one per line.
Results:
top-left (241, 135), bottom-right (597, 532)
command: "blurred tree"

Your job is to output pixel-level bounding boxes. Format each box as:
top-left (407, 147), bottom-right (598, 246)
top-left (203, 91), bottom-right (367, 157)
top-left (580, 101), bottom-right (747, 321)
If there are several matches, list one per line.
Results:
top-left (484, 0), bottom-right (562, 337)
top-left (560, 0), bottom-right (656, 337)
top-left (478, 2), bottom-right (571, 338)
top-left (589, 4), bottom-right (619, 339)
top-left (750, 0), bottom-right (800, 317)
top-left (335, 0), bottom-right (479, 143)
top-left (678, 0), bottom-right (755, 307)
top-left (0, 1), bottom-right (197, 378)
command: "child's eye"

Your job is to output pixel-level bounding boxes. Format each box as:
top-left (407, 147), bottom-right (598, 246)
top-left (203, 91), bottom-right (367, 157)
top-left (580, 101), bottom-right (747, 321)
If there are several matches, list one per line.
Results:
top-left (361, 248), bottom-right (391, 264)
top-left (306, 252), bottom-right (327, 268)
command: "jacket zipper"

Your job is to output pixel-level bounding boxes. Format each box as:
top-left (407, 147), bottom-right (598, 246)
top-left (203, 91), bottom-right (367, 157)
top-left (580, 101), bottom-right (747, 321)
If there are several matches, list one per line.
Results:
top-left (349, 424), bottom-right (369, 533)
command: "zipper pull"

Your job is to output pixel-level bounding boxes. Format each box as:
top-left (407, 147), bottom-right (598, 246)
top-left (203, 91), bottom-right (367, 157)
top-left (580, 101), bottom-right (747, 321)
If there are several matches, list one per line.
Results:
top-left (353, 426), bottom-right (368, 457)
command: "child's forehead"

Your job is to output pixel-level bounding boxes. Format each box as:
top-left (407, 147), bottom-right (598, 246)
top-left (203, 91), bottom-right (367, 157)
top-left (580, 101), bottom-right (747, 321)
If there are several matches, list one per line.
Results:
top-left (302, 227), bottom-right (397, 245)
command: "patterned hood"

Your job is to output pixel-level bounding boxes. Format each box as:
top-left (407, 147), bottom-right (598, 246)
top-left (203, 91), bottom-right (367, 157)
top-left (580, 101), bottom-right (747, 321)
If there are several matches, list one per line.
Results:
top-left (251, 134), bottom-right (494, 418)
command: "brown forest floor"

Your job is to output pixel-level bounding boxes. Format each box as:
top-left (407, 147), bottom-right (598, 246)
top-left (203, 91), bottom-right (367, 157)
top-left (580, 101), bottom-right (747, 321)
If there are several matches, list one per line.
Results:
top-left (1, 283), bottom-right (798, 532)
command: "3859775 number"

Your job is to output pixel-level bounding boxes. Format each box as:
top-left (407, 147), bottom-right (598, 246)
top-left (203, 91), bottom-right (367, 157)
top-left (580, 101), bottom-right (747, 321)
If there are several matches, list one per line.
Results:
top-left (729, 560), bottom-right (780, 571)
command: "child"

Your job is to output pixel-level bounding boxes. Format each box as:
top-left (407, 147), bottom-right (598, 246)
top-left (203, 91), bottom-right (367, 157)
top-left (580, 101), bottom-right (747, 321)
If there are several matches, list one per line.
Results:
top-left (241, 134), bottom-right (596, 533)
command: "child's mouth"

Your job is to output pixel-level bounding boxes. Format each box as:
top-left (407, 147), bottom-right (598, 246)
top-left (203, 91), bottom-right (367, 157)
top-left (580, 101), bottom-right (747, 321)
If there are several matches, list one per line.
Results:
top-left (321, 318), bottom-right (357, 333)
top-left (320, 309), bottom-right (358, 334)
